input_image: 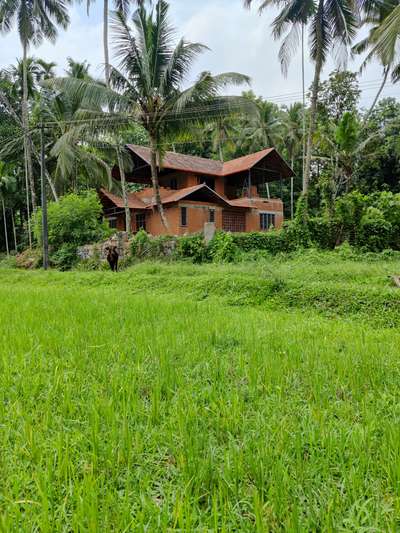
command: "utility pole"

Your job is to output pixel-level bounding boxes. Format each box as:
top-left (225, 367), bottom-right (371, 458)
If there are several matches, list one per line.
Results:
top-left (40, 123), bottom-right (49, 270)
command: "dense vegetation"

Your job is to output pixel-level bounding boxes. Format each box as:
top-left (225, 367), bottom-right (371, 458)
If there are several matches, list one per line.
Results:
top-left (0, 254), bottom-right (400, 530)
top-left (0, 0), bottom-right (400, 255)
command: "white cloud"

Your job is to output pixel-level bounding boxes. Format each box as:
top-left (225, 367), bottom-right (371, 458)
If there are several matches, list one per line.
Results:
top-left (0, 0), bottom-right (397, 108)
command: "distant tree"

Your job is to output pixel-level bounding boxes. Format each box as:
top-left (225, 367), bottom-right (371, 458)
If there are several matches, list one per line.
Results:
top-left (50, 1), bottom-right (250, 230)
top-left (244, 0), bottom-right (358, 198)
top-left (353, 0), bottom-right (400, 118)
top-left (318, 70), bottom-right (361, 121)
top-left (0, 0), bottom-right (70, 210)
top-left (65, 58), bottom-right (91, 80)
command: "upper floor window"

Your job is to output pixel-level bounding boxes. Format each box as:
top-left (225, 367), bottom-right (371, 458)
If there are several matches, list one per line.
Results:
top-left (170, 178), bottom-right (178, 190)
top-left (180, 206), bottom-right (187, 227)
top-left (260, 213), bottom-right (275, 231)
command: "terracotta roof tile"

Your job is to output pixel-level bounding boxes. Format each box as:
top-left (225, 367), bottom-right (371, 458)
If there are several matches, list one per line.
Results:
top-left (126, 145), bottom-right (222, 175)
top-left (99, 188), bottom-right (146, 209)
top-left (145, 184), bottom-right (230, 208)
top-left (221, 149), bottom-right (275, 176)
top-left (125, 145), bottom-right (294, 178)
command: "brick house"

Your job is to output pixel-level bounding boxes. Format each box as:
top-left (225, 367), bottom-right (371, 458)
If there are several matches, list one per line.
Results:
top-left (99, 145), bottom-right (294, 235)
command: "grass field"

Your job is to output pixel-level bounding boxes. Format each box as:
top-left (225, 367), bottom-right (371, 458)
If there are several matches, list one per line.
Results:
top-left (1, 251), bottom-right (400, 531)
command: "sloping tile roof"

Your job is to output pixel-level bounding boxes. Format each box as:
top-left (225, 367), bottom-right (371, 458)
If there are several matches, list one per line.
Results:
top-left (100, 184), bottom-right (231, 210)
top-left (99, 188), bottom-right (146, 209)
top-left (125, 145), bottom-right (294, 178)
top-left (145, 184), bottom-right (231, 208)
top-left (221, 149), bottom-right (275, 176)
top-left (126, 145), bottom-right (222, 175)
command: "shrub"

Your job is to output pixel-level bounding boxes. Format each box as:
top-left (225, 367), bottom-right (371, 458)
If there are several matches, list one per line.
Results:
top-left (176, 234), bottom-right (207, 263)
top-left (34, 191), bottom-right (109, 248)
top-left (358, 207), bottom-right (392, 252)
top-left (307, 217), bottom-right (338, 249)
top-left (131, 230), bottom-right (177, 260)
top-left (208, 231), bottom-right (239, 263)
top-left (50, 243), bottom-right (80, 271)
top-left (33, 191), bottom-right (111, 270)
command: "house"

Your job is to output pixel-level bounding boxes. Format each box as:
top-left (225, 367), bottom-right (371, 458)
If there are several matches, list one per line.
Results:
top-left (99, 145), bottom-right (294, 235)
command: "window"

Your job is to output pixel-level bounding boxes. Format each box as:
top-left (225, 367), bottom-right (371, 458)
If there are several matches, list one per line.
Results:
top-left (136, 213), bottom-right (146, 231)
top-left (108, 217), bottom-right (117, 229)
top-left (180, 207), bottom-right (187, 226)
top-left (260, 213), bottom-right (275, 231)
top-left (209, 209), bottom-right (215, 223)
top-left (170, 178), bottom-right (178, 190)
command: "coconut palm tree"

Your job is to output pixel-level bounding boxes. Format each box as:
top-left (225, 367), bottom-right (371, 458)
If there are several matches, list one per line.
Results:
top-left (5, 57), bottom-right (57, 100)
top-left (244, 0), bottom-right (358, 198)
top-left (65, 58), bottom-right (91, 80)
top-left (242, 99), bottom-right (284, 152)
top-left (81, 0), bottom-right (146, 86)
top-left (0, 0), bottom-right (70, 210)
top-left (50, 1), bottom-right (250, 229)
top-left (353, 0), bottom-right (400, 119)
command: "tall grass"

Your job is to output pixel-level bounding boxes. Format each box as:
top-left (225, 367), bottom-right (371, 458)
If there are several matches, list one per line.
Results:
top-left (0, 255), bottom-right (400, 530)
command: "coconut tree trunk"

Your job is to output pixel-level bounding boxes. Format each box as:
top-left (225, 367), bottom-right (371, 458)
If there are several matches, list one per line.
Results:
top-left (22, 41), bottom-right (36, 211)
top-left (104, 0), bottom-right (110, 86)
top-left (301, 23), bottom-right (307, 182)
top-left (149, 135), bottom-right (169, 231)
top-left (303, 6), bottom-right (324, 197)
top-left (116, 147), bottom-right (131, 235)
top-left (11, 208), bottom-right (17, 252)
top-left (1, 197), bottom-right (9, 258)
top-left (365, 66), bottom-right (390, 121)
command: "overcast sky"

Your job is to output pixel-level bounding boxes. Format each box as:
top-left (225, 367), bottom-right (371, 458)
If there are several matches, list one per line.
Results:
top-left (0, 0), bottom-right (398, 109)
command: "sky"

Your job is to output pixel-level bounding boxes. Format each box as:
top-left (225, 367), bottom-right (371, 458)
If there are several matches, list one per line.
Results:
top-left (0, 0), bottom-right (399, 109)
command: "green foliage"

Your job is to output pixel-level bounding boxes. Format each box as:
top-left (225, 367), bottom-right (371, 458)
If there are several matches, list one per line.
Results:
top-left (1, 256), bottom-right (400, 530)
top-left (176, 234), bottom-right (207, 263)
top-left (359, 207), bottom-right (392, 252)
top-left (34, 191), bottom-right (109, 249)
top-left (34, 191), bottom-right (110, 269)
top-left (208, 231), bottom-right (239, 263)
top-left (50, 243), bottom-right (79, 271)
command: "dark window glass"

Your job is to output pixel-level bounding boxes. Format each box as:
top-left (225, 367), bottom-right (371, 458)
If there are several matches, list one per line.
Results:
top-left (136, 213), bottom-right (146, 231)
top-left (108, 217), bottom-right (117, 229)
top-left (209, 209), bottom-right (215, 223)
top-left (170, 178), bottom-right (178, 190)
top-left (197, 176), bottom-right (215, 190)
top-left (260, 213), bottom-right (275, 231)
top-left (181, 207), bottom-right (187, 226)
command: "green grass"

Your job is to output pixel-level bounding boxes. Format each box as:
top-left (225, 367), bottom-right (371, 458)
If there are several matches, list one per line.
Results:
top-left (1, 252), bottom-right (400, 531)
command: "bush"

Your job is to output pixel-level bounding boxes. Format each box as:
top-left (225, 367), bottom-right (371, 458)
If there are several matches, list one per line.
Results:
top-left (34, 191), bottom-right (110, 270)
top-left (176, 234), bottom-right (207, 263)
top-left (358, 207), bottom-right (392, 252)
top-left (131, 230), bottom-right (177, 260)
top-left (208, 231), bottom-right (239, 263)
top-left (50, 243), bottom-right (80, 271)
top-left (307, 217), bottom-right (338, 249)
